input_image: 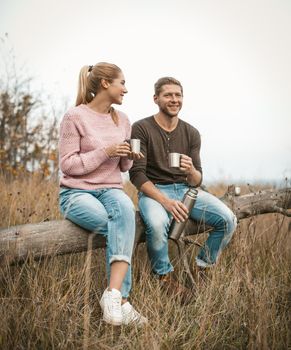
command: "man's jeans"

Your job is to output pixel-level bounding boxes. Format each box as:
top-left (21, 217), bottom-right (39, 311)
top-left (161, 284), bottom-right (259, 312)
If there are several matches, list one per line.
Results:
top-left (59, 187), bottom-right (135, 298)
top-left (138, 183), bottom-right (237, 275)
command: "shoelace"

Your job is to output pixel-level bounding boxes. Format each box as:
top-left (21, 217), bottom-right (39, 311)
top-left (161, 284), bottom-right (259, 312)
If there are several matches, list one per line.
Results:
top-left (108, 295), bottom-right (121, 312)
top-left (126, 305), bottom-right (142, 321)
top-left (129, 308), bottom-right (139, 321)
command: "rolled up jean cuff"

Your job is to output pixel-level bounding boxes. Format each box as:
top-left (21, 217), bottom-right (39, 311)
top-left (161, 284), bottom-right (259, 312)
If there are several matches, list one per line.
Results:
top-left (109, 255), bottom-right (131, 265)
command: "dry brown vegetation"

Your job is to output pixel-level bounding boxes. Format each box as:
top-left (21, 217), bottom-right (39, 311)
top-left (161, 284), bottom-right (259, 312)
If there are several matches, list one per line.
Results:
top-left (0, 175), bottom-right (290, 349)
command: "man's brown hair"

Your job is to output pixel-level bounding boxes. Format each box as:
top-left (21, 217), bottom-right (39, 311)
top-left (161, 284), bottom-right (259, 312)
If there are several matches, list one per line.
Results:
top-left (154, 77), bottom-right (183, 96)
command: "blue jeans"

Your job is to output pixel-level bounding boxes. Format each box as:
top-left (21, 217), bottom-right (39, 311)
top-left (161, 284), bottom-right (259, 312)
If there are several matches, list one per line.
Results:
top-left (138, 183), bottom-right (237, 274)
top-left (59, 187), bottom-right (135, 298)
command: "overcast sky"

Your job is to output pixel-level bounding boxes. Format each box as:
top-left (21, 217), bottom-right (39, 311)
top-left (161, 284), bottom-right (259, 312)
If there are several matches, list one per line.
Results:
top-left (1, 0), bottom-right (290, 184)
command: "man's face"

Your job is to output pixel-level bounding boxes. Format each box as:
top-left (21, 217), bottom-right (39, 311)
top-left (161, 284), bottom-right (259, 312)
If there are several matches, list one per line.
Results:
top-left (154, 84), bottom-right (183, 118)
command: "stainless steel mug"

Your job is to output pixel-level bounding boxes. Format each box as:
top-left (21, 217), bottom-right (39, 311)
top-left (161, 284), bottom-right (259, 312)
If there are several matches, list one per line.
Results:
top-left (130, 139), bottom-right (140, 153)
top-left (234, 186), bottom-right (241, 196)
top-left (168, 152), bottom-right (181, 168)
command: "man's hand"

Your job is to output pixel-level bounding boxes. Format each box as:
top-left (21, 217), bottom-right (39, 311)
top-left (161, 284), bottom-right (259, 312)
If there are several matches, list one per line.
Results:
top-left (180, 154), bottom-right (202, 187)
top-left (180, 154), bottom-right (195, 174)
top-left (162, 198), bottom-right (189, 223)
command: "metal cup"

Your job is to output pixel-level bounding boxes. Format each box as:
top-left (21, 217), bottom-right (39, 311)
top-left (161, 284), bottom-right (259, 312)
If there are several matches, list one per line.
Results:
top-left (168, 152), bottom-right (181, 168)
top-left (130, 139), bottom-right (140, 153)
top-left (234, 186), bottom-right (241, 196)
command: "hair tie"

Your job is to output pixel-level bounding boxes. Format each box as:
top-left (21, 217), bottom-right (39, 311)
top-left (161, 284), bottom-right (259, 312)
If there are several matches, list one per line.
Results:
top-left (88, 65), bottom-right (93, 72)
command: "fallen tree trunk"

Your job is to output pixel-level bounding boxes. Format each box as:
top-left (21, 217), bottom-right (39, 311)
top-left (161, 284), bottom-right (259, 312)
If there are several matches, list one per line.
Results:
top-left (221, 185), bottom-right (291, 220)
top-left (1, 187), bottom-right (290, 264)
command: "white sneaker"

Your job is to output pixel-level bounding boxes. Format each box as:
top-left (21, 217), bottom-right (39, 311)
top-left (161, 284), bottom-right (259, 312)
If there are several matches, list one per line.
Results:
top-left (100, 288), bottom-right (122, 326)
top-left (121, 302), bottom-right (148, 326)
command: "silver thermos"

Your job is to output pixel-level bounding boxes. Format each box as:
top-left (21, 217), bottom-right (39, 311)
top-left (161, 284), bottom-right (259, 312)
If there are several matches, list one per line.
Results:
top-left (168, 188), bottom-right (198, 241)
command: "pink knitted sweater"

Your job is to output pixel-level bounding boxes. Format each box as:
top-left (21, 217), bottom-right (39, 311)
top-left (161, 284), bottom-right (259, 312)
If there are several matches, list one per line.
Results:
top-left (59, 104), bottom-right (133, 190)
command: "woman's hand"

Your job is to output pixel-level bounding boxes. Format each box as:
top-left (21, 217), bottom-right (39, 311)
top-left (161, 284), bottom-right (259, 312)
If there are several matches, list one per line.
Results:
top-left (105, 141), bottom-right (145, 160)
top-left (122, 139), bottom-right (144, 160)
top-left (127, 151), bottom-right (145, 160)
top-left (105, 142), bottom-right (131, 158)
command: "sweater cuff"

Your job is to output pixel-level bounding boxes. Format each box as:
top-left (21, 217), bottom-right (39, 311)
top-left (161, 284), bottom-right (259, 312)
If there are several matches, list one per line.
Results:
top-left (120, 158), bottom-right (133, 172)
top-left (91, 148), bottom-right (109, 167)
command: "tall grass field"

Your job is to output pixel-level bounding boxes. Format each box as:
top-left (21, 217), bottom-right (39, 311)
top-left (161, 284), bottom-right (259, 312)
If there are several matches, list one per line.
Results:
top-left (0, 175), bottom-right (290, 349)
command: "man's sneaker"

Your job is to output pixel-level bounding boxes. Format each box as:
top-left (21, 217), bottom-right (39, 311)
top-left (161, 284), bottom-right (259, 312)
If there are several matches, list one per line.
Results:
top-left (121, 302), bottom-right (148, 326)
top-left (195, 257), bottom-right (214, 268)
top-left (100, 288), bottom-right (122, 326)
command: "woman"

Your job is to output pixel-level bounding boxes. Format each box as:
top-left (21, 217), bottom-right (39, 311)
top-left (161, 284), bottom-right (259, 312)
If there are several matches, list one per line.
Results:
top-left (59, 62), bottom-right (147, 326)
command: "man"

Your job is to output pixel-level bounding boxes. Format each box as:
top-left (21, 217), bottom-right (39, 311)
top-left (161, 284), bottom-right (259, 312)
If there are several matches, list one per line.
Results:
top-left (129, 77), bottom-right (237, 288)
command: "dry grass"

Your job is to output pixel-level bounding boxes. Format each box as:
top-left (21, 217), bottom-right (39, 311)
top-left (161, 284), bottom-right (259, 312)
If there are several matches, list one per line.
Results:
top-left (0, 175), bottom-right (290, 349)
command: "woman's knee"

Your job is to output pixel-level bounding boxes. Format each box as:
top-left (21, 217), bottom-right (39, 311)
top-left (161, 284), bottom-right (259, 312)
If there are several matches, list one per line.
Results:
top-left (106, 198), bottom-right (135, 224)
top-left (61, 192), bottom-right (108, 231)
top-left (106, 190), bottom-right (135, 219)
top-left (120, 196), bottom-right (135, 218)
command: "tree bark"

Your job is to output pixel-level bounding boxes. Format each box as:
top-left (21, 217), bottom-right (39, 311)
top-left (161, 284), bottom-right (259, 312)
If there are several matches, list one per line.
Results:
top-left (1, 187), bottom-right (290, 264)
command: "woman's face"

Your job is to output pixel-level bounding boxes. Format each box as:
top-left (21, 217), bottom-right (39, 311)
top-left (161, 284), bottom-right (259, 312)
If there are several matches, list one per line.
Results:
top-left (107, 72), bottom-right (128, 105)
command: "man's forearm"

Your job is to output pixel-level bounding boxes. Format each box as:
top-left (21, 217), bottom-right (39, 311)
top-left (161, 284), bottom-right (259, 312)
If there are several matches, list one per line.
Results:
top-left (186, 168), bottom-right (202, 187)
top-left (139, 181), bottom-right (169, 206)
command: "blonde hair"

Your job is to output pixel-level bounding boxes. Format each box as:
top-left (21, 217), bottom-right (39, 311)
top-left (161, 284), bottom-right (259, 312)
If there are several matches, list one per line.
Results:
top-left (75, 62), bottom-right (122, 125)
top-left (154, 77), bottom-right (183, 96)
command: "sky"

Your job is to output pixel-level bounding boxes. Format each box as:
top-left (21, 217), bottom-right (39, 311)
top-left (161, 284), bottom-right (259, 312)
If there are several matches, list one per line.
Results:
top-left (1, 0), bottom-right (291, 185)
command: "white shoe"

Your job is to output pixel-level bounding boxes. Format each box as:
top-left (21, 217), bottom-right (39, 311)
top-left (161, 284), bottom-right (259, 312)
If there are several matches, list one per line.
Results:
top-left (121, 302), bottom-right (148, 326)
top-left (100, 288), bottom-right (122, 326)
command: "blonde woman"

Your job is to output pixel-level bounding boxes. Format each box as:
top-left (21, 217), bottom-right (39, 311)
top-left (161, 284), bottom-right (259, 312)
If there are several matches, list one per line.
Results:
top-left (59, 62), bottom-right (147, 326)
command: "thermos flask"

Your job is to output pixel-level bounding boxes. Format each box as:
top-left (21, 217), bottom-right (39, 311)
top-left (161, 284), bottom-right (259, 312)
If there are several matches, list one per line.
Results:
top-left (168, 188), bottom-right (198, 241)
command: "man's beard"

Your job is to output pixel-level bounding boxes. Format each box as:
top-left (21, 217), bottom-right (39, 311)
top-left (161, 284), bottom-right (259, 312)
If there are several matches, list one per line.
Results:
top-left (160, 105), bottom-right (180, 118)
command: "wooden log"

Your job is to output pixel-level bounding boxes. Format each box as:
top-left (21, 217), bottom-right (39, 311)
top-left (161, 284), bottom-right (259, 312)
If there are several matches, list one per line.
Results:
top-left (221, 185), bottom-right (291, 220)
top-left (0, 187), bottom-right (290, 264)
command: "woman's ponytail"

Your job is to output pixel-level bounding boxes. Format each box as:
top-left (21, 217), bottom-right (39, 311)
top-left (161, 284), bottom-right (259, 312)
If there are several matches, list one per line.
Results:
top-left (75, 66), bottom-right (94, 106)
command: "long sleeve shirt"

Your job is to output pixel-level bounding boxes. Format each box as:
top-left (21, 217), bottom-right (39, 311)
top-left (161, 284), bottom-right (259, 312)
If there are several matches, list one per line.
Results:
top-left (129, 116), bottom-right (202, 190)
top-left (59, 104), bottom-right (133, 190)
